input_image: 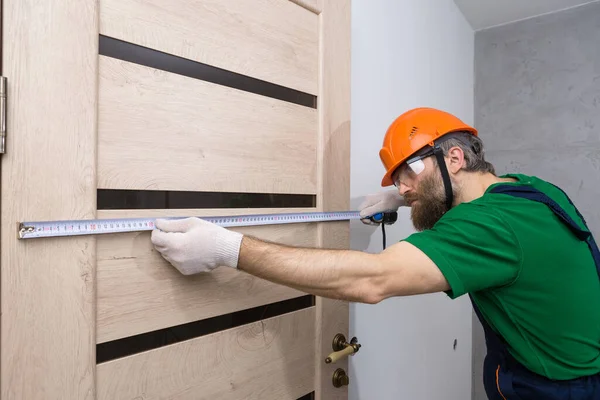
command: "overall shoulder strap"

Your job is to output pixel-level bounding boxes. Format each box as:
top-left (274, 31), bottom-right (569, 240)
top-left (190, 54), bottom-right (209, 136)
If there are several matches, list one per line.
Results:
top-left (489, 184), bottom-right (590, 240)
top-left (489, 183), bottom-right (600, 275)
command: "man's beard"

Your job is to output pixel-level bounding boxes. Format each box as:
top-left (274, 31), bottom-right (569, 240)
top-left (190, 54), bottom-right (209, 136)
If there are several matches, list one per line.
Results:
top-left (405, 171), bottom-right (456, 231)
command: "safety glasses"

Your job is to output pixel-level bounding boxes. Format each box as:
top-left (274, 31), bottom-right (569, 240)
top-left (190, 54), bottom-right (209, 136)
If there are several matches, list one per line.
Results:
top-left (392, 148), bottom-right (434, 187)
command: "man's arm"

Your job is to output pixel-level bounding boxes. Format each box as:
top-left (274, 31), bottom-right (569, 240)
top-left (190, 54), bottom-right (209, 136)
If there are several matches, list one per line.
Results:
top-left (378, 241), bottom-right (451, 297)
top-left (151, 216), bottom-right (450, 304)
top-left (237, 235), bottom-right (450, 303)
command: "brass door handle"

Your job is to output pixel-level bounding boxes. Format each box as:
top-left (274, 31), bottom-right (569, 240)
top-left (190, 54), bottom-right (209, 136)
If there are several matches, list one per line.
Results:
top-left (325, 333), bottom-right (361, 364)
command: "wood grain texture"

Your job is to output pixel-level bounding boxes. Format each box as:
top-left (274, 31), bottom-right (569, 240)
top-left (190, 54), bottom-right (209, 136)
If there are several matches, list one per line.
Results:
top-left (97, 208), bottom-right (318, 343)
top-left (97, 307), bottom-right (316, 400)
top-left (315, 1), bottom-right (352, 399)
top-left (1, 0), bottom-right (98, 398)
top-left (288, 0), bottom-right (321, 14)
top-left (100, 0), bottom-right (318, 94)
top-left (98, 56), bottom-right (318, 194)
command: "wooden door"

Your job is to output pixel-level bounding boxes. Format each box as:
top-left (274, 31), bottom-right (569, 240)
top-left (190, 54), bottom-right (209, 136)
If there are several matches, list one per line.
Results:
top-left (1, 0), bottom-right (350, 399)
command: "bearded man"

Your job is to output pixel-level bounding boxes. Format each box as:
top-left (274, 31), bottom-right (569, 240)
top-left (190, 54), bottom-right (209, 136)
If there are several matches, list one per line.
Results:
top-left (151, 107), bottom-right (600, 399)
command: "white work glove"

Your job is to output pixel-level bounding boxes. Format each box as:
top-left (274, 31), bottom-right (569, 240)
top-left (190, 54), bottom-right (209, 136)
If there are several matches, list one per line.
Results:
top-left (151, 217), bottom-right (244, 275)
top-left (358, 190), bottom-right (405, 225)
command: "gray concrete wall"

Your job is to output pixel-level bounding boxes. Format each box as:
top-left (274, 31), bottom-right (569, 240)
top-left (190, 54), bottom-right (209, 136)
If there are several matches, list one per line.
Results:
top-left (473, 2), bottom-right (600, 398)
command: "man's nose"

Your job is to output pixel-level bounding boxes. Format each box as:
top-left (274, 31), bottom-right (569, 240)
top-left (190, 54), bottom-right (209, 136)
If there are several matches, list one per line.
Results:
top-left (398, 183), bottom-right (411, 196)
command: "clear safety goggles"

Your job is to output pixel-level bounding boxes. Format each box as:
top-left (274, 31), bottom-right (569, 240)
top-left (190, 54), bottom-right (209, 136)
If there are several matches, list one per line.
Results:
top-left (392, 150), bottom-right (433, 187)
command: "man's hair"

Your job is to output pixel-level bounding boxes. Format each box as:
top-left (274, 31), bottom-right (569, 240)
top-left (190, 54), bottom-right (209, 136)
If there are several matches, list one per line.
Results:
top-left (435, 131), bottom-right (496, 175)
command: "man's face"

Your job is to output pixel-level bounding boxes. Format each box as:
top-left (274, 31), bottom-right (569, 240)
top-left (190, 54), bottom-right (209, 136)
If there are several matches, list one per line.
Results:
top-left (393, 157), bottom-right (455, 231)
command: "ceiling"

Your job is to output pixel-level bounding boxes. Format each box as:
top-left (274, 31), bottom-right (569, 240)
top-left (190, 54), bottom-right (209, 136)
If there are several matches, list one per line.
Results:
top-left (454, 0), bottom-right (599, 30)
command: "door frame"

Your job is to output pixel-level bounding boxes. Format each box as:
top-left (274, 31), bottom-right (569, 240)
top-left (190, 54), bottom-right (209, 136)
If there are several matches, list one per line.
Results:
top-left (315, 0), bottom-right (352, 399)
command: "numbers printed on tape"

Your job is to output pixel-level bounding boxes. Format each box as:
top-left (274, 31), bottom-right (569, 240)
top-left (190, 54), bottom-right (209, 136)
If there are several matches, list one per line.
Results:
top-left (18, 211), bottom-right (361, 239)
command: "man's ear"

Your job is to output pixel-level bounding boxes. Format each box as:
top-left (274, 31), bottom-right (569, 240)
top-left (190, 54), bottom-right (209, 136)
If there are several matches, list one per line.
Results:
top-left (446, 146), bottom-right (465, 174)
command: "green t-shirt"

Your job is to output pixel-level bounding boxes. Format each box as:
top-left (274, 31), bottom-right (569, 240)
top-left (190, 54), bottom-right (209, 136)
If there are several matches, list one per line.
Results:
top-left (404, 173), bottom-right (600, 380)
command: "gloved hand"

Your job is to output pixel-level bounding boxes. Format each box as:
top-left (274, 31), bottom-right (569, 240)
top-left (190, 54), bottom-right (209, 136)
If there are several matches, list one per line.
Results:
top-left (358, 190), bottom-right (406, 225)
top-left (151, 217), bottom-right (244, 275)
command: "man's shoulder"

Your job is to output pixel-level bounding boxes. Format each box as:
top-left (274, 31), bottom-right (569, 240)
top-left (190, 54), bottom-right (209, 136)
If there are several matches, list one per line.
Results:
top-left (437, 173), bottom-right (543, 222)
top-left (484, 173), bottom-right (576, 211)
top-left (491, 173), bottom-right (587, 230)
top-left (491, 173), bottom-right (562, 195)
top-left (431, 173), bottom-right (576, 230)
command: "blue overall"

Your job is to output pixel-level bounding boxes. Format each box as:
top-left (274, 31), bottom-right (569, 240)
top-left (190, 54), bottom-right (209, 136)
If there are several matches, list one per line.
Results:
top-left (473, 183), bottom-right (600, 400)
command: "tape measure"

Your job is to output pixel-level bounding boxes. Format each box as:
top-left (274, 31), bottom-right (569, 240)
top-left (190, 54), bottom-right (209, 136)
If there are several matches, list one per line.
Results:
top-left (17, 211), bottom-right (397, 240)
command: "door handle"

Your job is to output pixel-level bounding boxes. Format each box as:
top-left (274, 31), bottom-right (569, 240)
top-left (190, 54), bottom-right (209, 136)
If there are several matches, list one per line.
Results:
top-left (325, 333), bottom-right (361, 364)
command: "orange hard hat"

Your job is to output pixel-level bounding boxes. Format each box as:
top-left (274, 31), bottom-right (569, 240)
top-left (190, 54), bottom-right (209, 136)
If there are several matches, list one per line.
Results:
top-left (378, 107), bottom-right (478, 186)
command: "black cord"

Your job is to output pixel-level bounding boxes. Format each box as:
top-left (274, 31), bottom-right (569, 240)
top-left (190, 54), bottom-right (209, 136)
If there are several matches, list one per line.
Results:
top-left (382, 223), bottom-right (387, 250)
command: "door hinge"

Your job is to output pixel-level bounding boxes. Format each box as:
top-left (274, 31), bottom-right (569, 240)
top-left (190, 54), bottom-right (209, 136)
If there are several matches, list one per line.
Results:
top-left (0, 76), bottom-right (6, 154)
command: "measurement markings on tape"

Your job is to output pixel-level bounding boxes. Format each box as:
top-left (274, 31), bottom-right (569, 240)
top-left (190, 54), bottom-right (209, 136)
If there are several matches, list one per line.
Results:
top-left (18, 211), bottom-right (364, 239)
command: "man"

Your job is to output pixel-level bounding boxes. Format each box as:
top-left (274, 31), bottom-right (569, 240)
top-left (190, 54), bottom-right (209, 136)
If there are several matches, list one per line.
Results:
top-left (151, 107), bottom-right (600, 399)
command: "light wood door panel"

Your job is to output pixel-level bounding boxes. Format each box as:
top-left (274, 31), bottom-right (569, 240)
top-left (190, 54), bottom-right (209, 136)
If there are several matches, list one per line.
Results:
top-left (2, 0), bottom-right (351, 398)
top-left (100, 0), bottom-right (319, 95)
top-left (97, 308), bottom-right (316, 400)
top-left (98, 56), bottom-right (318, 194)
top-left (97, 208), bottom-right (318, 343)
top-left (1, 0), bottom-right (98, 398)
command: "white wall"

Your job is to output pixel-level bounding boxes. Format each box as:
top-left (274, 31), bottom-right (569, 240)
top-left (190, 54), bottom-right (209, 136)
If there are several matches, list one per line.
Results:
top-left (348, 1), bottom-right (474, 399)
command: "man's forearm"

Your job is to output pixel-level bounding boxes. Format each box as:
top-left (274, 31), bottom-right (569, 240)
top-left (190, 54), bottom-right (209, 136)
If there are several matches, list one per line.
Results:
top-left (237, 235), bottom-right (385, 304)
